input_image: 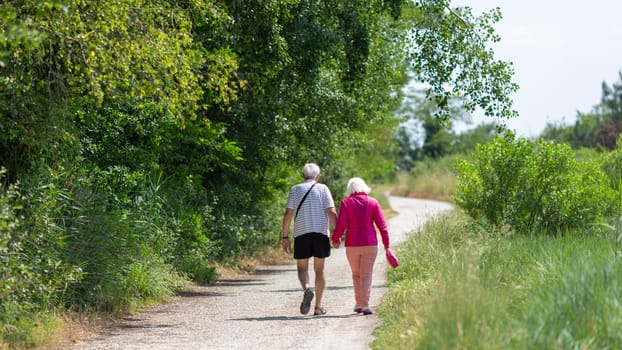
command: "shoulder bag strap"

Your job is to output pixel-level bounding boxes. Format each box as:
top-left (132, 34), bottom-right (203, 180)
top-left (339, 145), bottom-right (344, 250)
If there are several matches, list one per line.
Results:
top-left (295, 182), bottom-right (316, 220)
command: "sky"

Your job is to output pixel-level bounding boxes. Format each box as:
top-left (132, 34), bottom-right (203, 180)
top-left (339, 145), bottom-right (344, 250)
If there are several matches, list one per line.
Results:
top-left (452, 0), bottom-right (622, 137)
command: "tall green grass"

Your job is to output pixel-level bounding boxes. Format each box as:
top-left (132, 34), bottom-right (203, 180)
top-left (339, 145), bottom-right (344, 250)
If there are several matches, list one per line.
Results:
top-left (373, 209), bottom-right (622, 349)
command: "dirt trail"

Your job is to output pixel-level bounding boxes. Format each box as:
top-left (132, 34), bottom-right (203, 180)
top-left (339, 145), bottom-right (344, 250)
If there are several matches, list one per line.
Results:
top-left (72, 196), bottom-right (452, 350)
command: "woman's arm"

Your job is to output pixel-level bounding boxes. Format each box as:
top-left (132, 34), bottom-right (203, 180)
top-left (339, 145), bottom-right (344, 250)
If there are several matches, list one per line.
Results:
top-left (372, 200), bottom-right (390, 248)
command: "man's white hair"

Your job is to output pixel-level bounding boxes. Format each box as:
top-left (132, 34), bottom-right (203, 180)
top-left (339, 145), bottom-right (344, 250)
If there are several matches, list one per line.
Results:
top-left (302, 163), bottom-right (320, 179)
top-left (345, 177), bottom-right (371, 196)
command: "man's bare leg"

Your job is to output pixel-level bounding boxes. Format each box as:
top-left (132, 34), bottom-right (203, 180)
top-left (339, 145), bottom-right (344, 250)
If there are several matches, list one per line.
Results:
top-left (296, 258), bottom-right (310, 290)
top-left (297, 258), bottom-right (314, 314)
top-left (313, 257), bottom-right (326, 309)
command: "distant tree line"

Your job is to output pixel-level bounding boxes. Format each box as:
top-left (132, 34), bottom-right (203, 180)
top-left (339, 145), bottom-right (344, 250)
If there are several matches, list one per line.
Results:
top-left (541, 72), bottom-right (622, 150)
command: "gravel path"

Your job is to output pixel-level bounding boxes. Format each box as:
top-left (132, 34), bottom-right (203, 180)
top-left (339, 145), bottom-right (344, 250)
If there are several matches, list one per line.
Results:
top-left (72, 196), bottom-right (453, 350)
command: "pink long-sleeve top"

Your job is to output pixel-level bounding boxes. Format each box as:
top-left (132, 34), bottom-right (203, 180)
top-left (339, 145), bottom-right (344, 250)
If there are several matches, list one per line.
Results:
top-left (331, 192), bottom-right (390, 248)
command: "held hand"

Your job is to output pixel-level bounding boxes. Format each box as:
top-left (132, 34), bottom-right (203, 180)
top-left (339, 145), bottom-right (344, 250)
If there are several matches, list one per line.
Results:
top-left (332, 241), bottom-right (341, 249)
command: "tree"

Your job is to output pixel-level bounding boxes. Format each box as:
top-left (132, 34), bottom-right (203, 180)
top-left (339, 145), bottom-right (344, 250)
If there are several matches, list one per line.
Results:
top-left (395, 123), bottom-right (422, 171)
top-left (596, 72), bottom-right (622, 150)
top-left (406, 1), bottom-right (518, 121)
top-left (421, 115), bottom-right (452, 158)
top-left (452, 122), bottom-right (500, 154)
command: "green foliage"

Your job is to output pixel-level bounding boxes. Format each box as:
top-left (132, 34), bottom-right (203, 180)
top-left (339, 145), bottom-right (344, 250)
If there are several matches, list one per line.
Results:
top-left (1, 0), bottom-right (240, 180)
top-left (56, 166), bottom-right (207, 311)
top-left (176, 250), bottom-right (217, 284)
top-left (374, 210), bottom-right (622, 349)
top-left (454, 132), bottom-right (616, 233)
top-left (0, 3), bottom-right (45, 67)
top-left (452, 122), bottom-right (500, 154)
top-left (596, 72), bottom-right (622, 150)
top-left (407, 1), bottom-right (518, 121)
top-left (0, 170), bottom-right (27, 322)
top-left (421, 115), bottom-right (452, 159)
top-left (0, 169), bottom-right (81, 317)
top-left (110, 261), bottom-right (182, 313)
top-left (541, 112), bottom-right (604, 149)
top-left (394, 84), bottom-right (502, 170)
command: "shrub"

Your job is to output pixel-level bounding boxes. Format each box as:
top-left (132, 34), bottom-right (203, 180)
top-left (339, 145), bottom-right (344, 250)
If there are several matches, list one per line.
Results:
top-left (454, 132), bottom-right (616, 233)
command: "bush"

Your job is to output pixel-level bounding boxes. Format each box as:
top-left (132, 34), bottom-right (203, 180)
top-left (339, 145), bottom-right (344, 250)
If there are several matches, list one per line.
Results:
top-left (454, 132), bottom-right (616, 233)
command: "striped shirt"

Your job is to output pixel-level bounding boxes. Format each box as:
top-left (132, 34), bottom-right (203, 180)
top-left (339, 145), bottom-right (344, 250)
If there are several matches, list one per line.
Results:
top-left (286, 179), bottom-right (335, 237)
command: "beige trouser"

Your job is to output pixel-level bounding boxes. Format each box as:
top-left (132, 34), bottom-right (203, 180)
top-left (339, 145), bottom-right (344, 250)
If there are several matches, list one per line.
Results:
top-left (345, 245), bottom-right (378, 307)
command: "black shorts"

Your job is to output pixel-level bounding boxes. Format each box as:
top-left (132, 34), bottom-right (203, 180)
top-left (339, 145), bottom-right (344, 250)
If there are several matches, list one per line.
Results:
top-left (293, 232), bottom-right (331, 259)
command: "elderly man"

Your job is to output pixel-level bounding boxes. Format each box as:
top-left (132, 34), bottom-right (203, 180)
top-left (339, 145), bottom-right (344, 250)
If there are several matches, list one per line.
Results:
top-left (281, 163), bottom-right (337, 315)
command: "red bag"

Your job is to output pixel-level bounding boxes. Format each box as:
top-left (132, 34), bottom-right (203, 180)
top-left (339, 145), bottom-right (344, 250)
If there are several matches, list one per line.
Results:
top-left (385, 248), bottom-right (399, 268)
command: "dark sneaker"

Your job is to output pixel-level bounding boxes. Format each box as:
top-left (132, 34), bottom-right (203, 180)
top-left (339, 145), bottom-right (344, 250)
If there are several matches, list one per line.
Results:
top-left (300, 288), bottom-right (314, 314)
top-left (353, 305), bottom-right (363, 313)
top-left (361, 306), bottom-right (373, 315)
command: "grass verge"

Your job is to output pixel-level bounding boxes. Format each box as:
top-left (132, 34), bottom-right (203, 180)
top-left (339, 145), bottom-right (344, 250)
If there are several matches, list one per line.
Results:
top-left (373, 209), bottom-right (622, 349)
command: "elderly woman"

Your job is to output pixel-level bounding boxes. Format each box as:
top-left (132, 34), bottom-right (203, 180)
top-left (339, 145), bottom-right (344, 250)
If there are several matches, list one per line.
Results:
top-left (331, 177), bottom-right (390, 315)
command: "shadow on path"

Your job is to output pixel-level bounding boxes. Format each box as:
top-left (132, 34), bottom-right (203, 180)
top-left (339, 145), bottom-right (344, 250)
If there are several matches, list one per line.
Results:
top-left (229, 314), bottom-right (360, 321)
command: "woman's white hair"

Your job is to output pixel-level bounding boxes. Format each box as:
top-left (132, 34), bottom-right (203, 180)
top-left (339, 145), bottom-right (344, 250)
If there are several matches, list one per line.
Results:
top-left (345, 177), bottom-right (371, 196)
top-left (302, 163), bottom-right (320, 179)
